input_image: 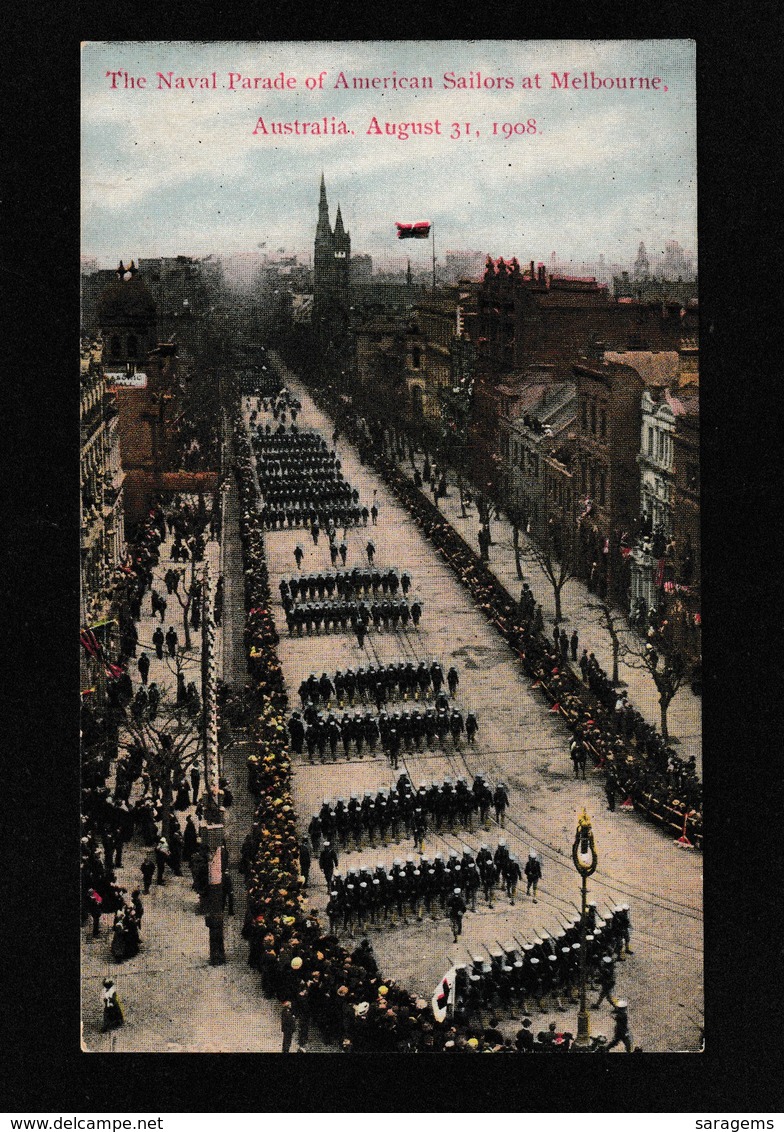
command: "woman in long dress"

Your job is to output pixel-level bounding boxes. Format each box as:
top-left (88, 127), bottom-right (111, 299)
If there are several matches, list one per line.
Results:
top-left (101, 978), bottom-right (124, 1032)
top-left (110, 914), bottom-right (128, 963)
top-left (175, 778), bottom-right (191, 810)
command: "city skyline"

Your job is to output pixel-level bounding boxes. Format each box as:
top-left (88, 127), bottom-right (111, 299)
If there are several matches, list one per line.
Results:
top-left (82, 40), bottom-right (696, 268)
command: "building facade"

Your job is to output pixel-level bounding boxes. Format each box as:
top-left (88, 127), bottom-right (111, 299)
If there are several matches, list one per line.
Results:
top-left (80, 336), bottom-right (126, 625)
top-left (574, 358), bottom-right (645, 606)
top-left (498, 376), bottom-right (576, 542)
top-left (629, 389), bottom-right (677, 620)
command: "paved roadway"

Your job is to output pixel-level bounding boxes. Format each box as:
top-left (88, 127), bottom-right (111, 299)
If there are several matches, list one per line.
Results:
top-left (256, 364), bottom-right (703, 1052)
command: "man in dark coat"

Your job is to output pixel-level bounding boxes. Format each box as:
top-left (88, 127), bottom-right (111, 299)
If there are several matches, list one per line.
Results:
top-left (299, 837), bottom-right (312, 888)
top-left (319, 841), bottom-right (339, 887)
top-left (152, 626), bottom-right (165, 660)
top-left (165, 626), bottom-right (178, 657)
top-left (182, 815), bottom-right (199, 862)
top-left (524, 852), bottom-right (542, 902)
top-left (281, 1001), bottom-right (297, 1053)
top-left (137, 652), bottom-right (150, 685)
top-left (447, 888), bottom-right (467, 943)
top-left (140, 855), bottom-right (155, 895)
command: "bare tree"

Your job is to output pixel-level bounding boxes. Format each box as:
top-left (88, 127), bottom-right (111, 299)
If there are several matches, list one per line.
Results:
top-left (519, 517), bottom-right (577, 625)
top-left (170, 560), bottom-right (202, 651)
top-left (622, 640), bottom-right (689, 744)
top-left (586, 600), bottom-right (628, 685)
top-left (120, 702), bottom-right (202, 840)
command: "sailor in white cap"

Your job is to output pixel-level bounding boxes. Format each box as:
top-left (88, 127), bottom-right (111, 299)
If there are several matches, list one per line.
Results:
top-left (606, 1000), bottom-right (633, 1051)
top-left (592, 955), bottom-right (617, 1009)
top-left (524, 850), bottom-right (542, 902)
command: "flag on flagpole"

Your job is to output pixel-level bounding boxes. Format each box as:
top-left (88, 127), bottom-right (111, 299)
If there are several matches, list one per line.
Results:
top-left (396, 221), bottom-right (431, 239)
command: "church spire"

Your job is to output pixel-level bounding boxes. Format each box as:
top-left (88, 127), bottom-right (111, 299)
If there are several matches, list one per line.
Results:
top-left (334, 203), bottom-right (346, 238)
top-left (316, 172), bottom-right (332, 242)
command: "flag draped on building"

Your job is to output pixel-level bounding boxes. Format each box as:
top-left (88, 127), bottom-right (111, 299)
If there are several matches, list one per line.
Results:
top-left (396, 221), bottom-right (431, 239)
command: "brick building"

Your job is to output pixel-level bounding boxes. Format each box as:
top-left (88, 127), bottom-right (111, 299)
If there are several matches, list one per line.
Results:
top-left (468, 255), bottom-right (690, 489)
top-left (97, 264), bottom-right (183, 528)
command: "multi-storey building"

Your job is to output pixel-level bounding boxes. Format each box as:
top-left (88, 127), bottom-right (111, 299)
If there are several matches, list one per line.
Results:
top-left (498, 375), bottom-right (576, 541)
top-left (629, 388), bottom-right (677, 619)
top-left (573, 356), bottom-right (646, 606)
top-left (80, 336), bottom-right (126, 626)
top-left (468, 255), bottom-right (690, 488)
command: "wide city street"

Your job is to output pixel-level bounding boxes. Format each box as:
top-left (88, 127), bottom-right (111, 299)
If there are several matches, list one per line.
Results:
top-left (251, 366), bottom-right (703, 1052)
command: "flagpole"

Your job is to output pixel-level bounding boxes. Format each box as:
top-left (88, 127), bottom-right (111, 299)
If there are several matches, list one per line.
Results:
top-left (432, 220), bottom-right (436, 293)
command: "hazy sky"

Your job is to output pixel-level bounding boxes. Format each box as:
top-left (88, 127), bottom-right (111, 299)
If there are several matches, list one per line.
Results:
top-left (82, 40), bottom-right (696, 268)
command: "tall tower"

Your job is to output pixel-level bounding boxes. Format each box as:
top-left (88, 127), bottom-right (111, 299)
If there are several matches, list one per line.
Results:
top-left (313, 174), bottom-right (351, 350)
top-left (633, 241), bottom-right (650, 281)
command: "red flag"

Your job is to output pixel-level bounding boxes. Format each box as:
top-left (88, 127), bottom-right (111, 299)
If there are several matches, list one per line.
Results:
top-left (655, 558), bottom-right (666, 587)
top-left (396, 221), bottom-right (431, 239)
top-left (105, 662), bottom-right (125, 680)
top-left (550, 702), bottom-right (561, 713)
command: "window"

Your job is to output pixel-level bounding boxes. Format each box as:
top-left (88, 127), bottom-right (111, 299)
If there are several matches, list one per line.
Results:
top-left (599, 471), bottom-right (606, 506)
top-left (581, 399), bottom-right (588, 430)
top-left (110, 335), bottom-right (121, 357)
top-left (590, 401), bottom-right (597, 435)
top-left (600, 409), bottom-right (607, 438)
top-left (647, 426), bottom-right (654, 456)
top-left (127, 334), bottom-right (138, 358)
top-left (411, 346), bottom-right (421, 369)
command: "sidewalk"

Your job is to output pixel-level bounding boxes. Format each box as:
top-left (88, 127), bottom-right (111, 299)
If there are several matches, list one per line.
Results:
top-left (81, 496), bottom-right (311, 1051)
top-left (392, 454), bottom-right (702, 771)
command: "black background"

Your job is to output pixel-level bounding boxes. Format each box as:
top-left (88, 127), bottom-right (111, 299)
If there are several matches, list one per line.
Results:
top-left (3, 0), bottom-right (783, 1114)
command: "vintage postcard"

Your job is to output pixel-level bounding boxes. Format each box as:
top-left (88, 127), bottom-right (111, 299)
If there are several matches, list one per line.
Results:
top-left (80, 39), bottom-right (701, 1054)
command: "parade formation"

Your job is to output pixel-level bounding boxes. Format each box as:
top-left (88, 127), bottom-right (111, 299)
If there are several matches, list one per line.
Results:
top-left (80, 365), bottom-right (702, 1053)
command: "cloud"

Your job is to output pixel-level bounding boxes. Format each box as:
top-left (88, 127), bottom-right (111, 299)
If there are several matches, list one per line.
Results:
top-left (82, 39), bottom-right (696, 264)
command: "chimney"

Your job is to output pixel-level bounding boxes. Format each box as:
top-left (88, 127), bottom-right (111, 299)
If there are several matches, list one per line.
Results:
top-left (538, 263), bottom-right (546, 285)
top-left (530, 260), bottom-right (535, 281)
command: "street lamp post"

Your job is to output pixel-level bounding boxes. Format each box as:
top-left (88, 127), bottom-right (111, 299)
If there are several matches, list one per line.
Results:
top-left (571, 807), bottom-right (598, 1049)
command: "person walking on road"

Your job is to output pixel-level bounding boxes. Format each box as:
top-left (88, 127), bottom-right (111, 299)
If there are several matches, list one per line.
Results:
top-left (299, 836), bottom-right (312, 888)
top-left (592, 956), bottom-right (618, 1009)
top-left (140, 855), bottom-right (155, 894)
top-left (137, 652), bottom-right (150, 685)
top-left (447, 888), bottom-right (467, 943)
top-left (606, 1001), bottom-right (634, 1051)
top-left (605, 776), bottom-right (617, 812)
top-left (447, 666), bottom-right (459, 697)
top-left (570, 630), bottom-right (579, 661)
top-left (319, 841), bottom-right (339, 887)
top-left (524, 851), bottom-right (542, 902)
top-left (101, 978), bottom-right (124, 1033)
top-left (294, 544), bottom-right (305, 569)
top-left (366, 539), bottom-right (376, 566)
top-left (152, 626), bottom-right (164, 660)
top-left (165, 626), bottom-right (178, 657)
